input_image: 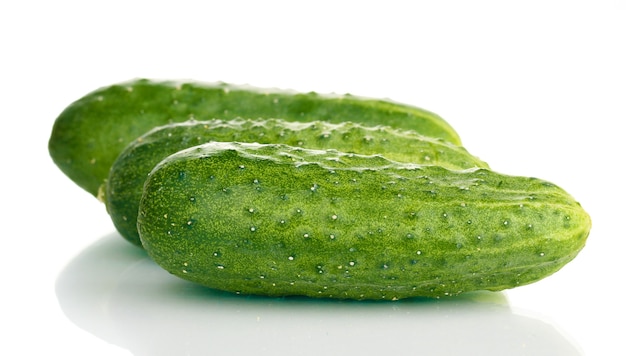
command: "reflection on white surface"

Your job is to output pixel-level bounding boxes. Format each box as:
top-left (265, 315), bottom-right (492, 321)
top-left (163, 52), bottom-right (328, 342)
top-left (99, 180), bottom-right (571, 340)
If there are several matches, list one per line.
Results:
top-left (56, 233), bottom-right (581, 356)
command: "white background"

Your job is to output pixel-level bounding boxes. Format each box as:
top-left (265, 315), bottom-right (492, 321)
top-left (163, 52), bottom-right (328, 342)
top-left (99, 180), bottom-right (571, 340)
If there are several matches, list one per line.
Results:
top-left (2, 1), bottom-right (624, 355)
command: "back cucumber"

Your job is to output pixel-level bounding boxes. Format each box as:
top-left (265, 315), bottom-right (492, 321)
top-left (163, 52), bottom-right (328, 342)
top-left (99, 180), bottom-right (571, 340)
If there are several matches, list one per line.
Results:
top-left (107, 118), bottom-right (486, 246)
top-left (137, 142), bottom-right (591, 300)
top-left (49, 79), bottom-right (462, 197)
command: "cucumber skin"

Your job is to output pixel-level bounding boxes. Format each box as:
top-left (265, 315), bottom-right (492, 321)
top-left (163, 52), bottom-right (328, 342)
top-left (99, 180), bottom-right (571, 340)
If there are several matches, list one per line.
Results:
top-left (137, 143), bottom-right (591, 300)
top-left (49, 79), bottom-right (461, 197)
top-left (107, 118), bottom-right (487, 246)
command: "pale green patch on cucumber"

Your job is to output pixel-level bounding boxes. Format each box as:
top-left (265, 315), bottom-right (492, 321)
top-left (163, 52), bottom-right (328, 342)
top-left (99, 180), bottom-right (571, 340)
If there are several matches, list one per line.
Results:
top-left (137, 142), bottom-right (591, 300)
top-left (107, 118), bottom-right (487, 246)
top-left (49, 79), bottom-right (461, 197)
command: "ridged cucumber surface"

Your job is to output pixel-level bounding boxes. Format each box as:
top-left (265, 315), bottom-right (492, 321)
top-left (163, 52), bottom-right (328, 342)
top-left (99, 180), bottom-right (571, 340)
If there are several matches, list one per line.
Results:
top-left (49, 79), bottom-right (461, 197)
top-left (107, 118), bottom-right (487, 246)
top-left (137, 142), bottom-right (591, 300)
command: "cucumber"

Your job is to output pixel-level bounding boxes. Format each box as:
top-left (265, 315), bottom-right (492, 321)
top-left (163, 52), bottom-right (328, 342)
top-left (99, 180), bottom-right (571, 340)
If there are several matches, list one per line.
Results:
top-left (49, 79), bottom-right (462, 197)
top-left (107, 118), bottom-right (487, 246)
top-left (137, 142), bottom-right (591, 300)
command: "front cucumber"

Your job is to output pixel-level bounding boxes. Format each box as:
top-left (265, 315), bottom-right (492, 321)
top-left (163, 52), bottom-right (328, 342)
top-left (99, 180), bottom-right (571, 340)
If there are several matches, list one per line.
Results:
top-left (137, 142), bottom-right (591, 300)
top-left (49, 79), bottom-right (462, 197)
top-left (107, 118), bottom-right (487, 246)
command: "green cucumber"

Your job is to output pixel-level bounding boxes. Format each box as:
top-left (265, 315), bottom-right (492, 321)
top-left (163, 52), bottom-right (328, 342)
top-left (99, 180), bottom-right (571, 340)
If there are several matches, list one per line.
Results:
top-left (49, 79), bottom-right (461, 197)
top-left (137, 142), bottom-right (591, 300)
top-left (107, 118), bottom-right (487, 246)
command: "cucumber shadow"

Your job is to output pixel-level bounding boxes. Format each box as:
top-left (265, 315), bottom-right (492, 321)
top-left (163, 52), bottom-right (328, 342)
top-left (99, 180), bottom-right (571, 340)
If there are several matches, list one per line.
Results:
top-left (55, 233), bottom-right (582, 356)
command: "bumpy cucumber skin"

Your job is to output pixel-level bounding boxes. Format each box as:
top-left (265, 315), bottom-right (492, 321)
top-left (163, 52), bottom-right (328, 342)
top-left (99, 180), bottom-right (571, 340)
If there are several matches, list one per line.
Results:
top-left (107, 118), bottom-right (487, 246)
top-left (137, 143), bottom-right (591, 300)
top-left (49, 79), bottom-right (461, 197)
